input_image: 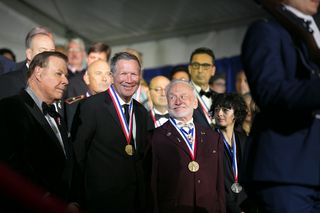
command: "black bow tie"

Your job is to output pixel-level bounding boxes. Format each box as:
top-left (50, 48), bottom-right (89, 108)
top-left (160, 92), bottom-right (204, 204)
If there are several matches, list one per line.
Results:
top-left (155, 113), bottom-right (169, 120)
top-left (199, 90), bottom-right (211, 98)
top-left (42, 102), bottom-right (59, 118)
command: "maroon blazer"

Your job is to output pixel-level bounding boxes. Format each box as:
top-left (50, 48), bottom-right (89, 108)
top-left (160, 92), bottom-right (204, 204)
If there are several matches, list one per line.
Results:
top-left (151, 121), bottom-right (225, 213)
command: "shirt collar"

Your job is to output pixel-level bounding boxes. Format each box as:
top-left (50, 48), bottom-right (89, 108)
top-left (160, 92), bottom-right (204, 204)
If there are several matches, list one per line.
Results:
top-left (25, 86), bottom-right (44, 112)
top-left (191, 81), bottom-right (209, 93)
top-left (112, 86), bottom-right (133, 106)
top-left (173, 118), bottom-right (194, 128)
top-left (153, 108), bottom-right (168, 115)
top-left (284, 4), bottom-right (313, 22)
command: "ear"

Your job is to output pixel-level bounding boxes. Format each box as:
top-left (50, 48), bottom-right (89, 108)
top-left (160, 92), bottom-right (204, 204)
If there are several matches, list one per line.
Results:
top-left (192, 97), bottom-right (198, 109)
top-left (211, 65), bottom-right (216, 77)
top-left (83, 71), bottom-right (90, 85)
top-left (26, 49), bottom-right (32, 63)
top-left (34, 66), bottom-right (42, 81)
top-left (188, 64), bottom-right (192, 74)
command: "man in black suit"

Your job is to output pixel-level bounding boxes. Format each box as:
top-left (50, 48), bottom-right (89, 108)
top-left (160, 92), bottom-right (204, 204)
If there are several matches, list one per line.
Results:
top-left (0, 26), bottom-right (55, 100)
top-left (0, 51), bottom-right (75, 212)
top-left (188, 47), bottom-right (217, 128)
top-left (72, 52), bottom-right (152, 213)
top-left (65, 59), bottom-right (112, 131)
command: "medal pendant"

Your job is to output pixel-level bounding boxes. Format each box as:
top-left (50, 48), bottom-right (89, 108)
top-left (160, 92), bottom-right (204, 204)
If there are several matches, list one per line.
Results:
top-left (188, 161), bottom-right (199, 172)
top-left (231, 182), bottom-right (242, 193)
top-left (125, 144), bottom-right (134, 156)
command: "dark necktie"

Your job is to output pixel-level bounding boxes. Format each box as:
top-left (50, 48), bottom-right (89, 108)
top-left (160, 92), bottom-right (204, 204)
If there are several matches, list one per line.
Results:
top-left (42, 102), bottom-right (70, 158)
top-left (122, 104), bottom-right (136, 152)
top-left (199, 90), bottom-right (211, 98)
top-left (123, 104), bottom-right (130, 123)
top-left (155, 113), bottom-right (169, 120)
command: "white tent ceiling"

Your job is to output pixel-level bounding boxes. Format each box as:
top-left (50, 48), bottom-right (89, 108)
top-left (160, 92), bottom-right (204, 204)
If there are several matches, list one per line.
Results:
top-left (1, 0), bottom-right (268, 46)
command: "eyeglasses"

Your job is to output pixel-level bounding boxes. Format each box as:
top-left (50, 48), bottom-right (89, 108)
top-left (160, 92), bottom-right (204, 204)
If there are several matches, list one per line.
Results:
top-left (190, 62), bottom-right (213, 71)
top-left (150, 87), bottom-right (166, 93)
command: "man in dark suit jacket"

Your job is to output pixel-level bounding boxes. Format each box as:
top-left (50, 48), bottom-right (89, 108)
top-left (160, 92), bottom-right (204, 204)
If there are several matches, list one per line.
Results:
top-left (64, 59), bottom-right (112, 131)
top-left (72, 52), bottom-right (152, 213)
top-left (188, 47), bottom-right (217, 128)
top-left (242, 0), bottom-right (320, 212)
top-left (0, 51), bottom-right (75, 212)
top-left (150, 80), bottom-right (225, 213)
top-left (0, 26), bottom-right (55, 100)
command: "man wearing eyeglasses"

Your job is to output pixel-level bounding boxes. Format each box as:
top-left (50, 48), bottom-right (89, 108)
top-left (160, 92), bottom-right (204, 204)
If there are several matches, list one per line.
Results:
top-left (149, 75), bottom-right (170, 127)
top-left (188, 47), bottom-right (216, 128)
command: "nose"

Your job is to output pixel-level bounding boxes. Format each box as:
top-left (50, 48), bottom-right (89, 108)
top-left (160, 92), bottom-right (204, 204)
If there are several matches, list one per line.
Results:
top-left (215, 108), bottom-right (224, 117)
top-left (62, 75), bottom-right (69, 85)
top-left (174, 96), bottom-right (182, 105)
top-left (125, 73), bottom-right (133, 82)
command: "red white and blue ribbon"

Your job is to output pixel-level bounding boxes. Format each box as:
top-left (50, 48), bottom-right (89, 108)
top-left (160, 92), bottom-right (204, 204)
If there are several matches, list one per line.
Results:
top-left (219, 130), bottom-right (239, 183)
top-left (170, 118), bottom-right (196, 160)
top-left (108, 86), bottom-right (133, 145)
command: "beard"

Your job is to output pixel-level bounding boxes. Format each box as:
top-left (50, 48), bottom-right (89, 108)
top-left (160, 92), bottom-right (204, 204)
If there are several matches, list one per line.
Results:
top-left (168, 107), bottom-right (194, 120)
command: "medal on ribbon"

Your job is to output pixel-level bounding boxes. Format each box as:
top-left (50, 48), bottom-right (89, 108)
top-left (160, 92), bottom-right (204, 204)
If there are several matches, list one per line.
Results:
top-left (108, 86), bottom-right (134, 156)
top-left (219, 130), bottom-right (242, 193)
top-left (170, 118), bottom-right (199, 172)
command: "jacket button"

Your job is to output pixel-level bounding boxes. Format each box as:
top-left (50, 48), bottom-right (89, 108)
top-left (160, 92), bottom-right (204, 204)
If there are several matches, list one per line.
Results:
top-left (197, 179), bottom-right (201, 183)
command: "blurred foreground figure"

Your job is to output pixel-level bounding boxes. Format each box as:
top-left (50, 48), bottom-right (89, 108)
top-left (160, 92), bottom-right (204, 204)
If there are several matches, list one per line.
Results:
top-left (242, 0), bottom-right (320, 212)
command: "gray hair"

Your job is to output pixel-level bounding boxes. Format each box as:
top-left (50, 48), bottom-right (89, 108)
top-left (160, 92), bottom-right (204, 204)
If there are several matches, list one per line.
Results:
top-left (110, 52), bottom-right (141, 74)
top-left (166, 80), bottom-right (197, 99)
top-left (67, 38), bottom-right (86, 51)
top-left (25, 26), bottom-right (52, 49)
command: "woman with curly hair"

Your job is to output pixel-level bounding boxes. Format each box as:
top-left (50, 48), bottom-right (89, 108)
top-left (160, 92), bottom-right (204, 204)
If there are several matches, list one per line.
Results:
top-left (210, 93), bottom-right (255, 213)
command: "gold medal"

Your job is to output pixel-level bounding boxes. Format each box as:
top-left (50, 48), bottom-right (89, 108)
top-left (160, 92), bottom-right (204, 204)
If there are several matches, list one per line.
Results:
top-left (125, 144), bottom-right (134, 156)
top-left (188, 161), bottom-right (199, 172)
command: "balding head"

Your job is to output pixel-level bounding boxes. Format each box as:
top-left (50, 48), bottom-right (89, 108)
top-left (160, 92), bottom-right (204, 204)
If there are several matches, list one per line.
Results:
top-left (26, 34), bottom-right (55, 64)
top-left (149, 76), bottom-right (170, 112)
top-left (83, 60), bottom-right (112, 95)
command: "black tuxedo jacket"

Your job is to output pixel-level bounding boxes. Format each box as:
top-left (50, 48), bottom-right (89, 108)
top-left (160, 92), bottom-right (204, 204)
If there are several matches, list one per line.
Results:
top-left (71, 90), bottom-right (151, 213)
top-left (0, 90), bottom-right (74, 201)
top-left (0, 60), bottom-right (28, 100)
top-left (193, 89), bottom-right (217, 129)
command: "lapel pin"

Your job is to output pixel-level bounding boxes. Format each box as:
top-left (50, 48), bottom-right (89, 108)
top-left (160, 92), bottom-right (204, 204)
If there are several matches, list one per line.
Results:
top-left (166, 132), bottom-right (172, 136)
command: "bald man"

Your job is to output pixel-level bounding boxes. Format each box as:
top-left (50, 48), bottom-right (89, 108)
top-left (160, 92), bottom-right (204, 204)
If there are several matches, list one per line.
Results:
top-left (65, 60), bottom-right (112, 130)
top-left (149, 75), bottom-right (170, 127)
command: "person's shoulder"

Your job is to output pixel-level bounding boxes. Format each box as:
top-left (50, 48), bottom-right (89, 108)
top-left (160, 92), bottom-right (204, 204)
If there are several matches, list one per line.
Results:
top-left (133, 98), bottom-right (149, 114)
top-left (65, 95), bottom-right (86, 105)
top-left (0, 93), bottom-right (23, 110)
top-left (247, 17), bottom-right (285, 34)
top-left (195, 122), bottom-right (218, 137)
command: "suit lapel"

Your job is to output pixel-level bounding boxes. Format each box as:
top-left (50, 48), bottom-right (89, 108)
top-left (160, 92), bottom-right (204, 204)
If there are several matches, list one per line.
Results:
top-left (194, 123), bottom-right (207, 160)
top-left (133, 100), bottom-right (142, 151)
top-left (105, 91), bottom-right (122, 129)
top-left (162, 122), bottom-right (191, 156)
top-left (21, 91), bottom-right (67, 156)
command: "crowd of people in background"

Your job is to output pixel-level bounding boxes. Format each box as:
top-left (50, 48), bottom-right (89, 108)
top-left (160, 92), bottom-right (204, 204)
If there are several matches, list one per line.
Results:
top-left (0, 0), bottom-right (319, 212)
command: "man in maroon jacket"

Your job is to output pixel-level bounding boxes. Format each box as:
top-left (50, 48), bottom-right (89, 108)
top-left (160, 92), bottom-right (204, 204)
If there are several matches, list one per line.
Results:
top-left (150, 80), bottom-right (225, 213)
